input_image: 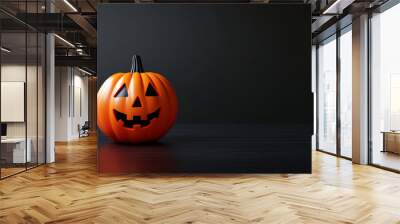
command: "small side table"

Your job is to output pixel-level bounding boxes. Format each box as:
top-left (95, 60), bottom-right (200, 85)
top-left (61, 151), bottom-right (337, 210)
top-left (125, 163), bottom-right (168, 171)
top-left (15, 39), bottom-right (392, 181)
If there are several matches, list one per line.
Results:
top-left (381, 131), bottom-right (400, 154)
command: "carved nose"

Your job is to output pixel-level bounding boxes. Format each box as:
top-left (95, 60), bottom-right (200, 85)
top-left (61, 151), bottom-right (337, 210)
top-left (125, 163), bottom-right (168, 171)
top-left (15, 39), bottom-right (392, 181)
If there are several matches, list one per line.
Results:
top-left (132, 97), bottom-right (142, 108)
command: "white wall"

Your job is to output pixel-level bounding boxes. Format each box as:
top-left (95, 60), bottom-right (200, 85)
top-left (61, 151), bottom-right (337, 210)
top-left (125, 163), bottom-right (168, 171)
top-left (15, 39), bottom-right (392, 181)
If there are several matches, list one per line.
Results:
top-left (55, 67), bottom-right (69, 141)
top-left (71, 72), bottom-right (89, 138)
top-left (1, 64), bottom-right (40, 137)
top-left (1, 63), bottom-right (46, 164)
top-left (1, 64), bottom-right (28, 140)
top-left (55, 67), bottom-right (89, 141)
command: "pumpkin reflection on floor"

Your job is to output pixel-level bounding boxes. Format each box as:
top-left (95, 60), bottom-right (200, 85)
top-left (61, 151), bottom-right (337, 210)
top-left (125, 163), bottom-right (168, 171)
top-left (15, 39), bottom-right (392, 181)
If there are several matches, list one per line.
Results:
top-left (98, 143), bottom-right (177, 173)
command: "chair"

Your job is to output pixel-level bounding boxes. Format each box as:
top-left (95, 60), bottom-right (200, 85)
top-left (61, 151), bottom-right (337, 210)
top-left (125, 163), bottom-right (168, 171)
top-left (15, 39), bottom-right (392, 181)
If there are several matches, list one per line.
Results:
top-left (79, 121), bottom-right (90, 138)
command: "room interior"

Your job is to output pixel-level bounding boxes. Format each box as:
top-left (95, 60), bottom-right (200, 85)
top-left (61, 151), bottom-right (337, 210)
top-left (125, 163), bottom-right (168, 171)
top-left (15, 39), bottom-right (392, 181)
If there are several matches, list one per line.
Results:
top-left (0, 0), bottom-right (400, 223)
top-left (0, 30), bottom-right (46, 178)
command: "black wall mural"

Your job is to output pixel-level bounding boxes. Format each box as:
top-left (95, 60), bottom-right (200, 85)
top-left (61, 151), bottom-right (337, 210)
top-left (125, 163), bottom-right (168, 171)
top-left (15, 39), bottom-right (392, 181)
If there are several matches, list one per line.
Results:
top-left (98, 4), bottom-right (312, 173)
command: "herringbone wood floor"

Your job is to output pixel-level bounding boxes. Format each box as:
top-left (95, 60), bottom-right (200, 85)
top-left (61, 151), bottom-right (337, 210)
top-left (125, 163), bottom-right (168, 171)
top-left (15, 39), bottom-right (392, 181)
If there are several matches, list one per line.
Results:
top-left (1, 135), bottom-right (400, 224)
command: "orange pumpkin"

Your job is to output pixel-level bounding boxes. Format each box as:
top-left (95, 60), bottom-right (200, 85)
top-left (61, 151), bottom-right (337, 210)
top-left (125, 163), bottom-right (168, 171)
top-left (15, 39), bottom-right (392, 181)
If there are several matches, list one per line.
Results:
top-left (97, 55), bottom-right (178, 143)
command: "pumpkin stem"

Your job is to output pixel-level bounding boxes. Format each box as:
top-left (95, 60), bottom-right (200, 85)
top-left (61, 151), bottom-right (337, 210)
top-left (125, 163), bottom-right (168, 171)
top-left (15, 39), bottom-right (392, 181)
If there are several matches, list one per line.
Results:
top-left (131, 55), bottom-right (144, 73)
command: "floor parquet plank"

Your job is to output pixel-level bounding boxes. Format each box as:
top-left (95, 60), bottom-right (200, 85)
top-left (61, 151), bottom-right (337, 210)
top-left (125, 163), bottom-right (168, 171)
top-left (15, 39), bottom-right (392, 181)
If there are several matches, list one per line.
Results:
top-left (0, 135), bottom-right (400, 223)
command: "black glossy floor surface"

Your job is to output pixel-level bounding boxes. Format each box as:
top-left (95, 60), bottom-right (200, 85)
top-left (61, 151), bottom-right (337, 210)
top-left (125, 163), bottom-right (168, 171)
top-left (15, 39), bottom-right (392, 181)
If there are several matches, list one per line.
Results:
top-left (98, 124), bottom-right (311, 173)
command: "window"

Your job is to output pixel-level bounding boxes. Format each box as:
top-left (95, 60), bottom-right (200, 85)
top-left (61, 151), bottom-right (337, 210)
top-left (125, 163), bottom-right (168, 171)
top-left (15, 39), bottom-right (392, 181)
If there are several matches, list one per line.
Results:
top-left (339, 28), bottom-right (352, 158)
top-left (0, 1), bottom-right (47, 179)
top-left (317, 36), bottom-right (337, 154)
top-left (370, 3), bottom-right (400, 171)
top-left (316, 26), bottom-right (353, 159)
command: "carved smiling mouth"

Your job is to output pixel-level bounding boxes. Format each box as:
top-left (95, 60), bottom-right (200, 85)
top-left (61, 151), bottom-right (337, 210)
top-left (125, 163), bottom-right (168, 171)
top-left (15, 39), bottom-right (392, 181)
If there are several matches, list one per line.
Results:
top-left (113, 108), bottom-right (160, 128)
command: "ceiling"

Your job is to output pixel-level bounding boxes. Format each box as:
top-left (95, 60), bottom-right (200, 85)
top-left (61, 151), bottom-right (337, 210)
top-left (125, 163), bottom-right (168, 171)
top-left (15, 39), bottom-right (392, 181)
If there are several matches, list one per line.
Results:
top-left (0, 0), bottom-right (391, 74)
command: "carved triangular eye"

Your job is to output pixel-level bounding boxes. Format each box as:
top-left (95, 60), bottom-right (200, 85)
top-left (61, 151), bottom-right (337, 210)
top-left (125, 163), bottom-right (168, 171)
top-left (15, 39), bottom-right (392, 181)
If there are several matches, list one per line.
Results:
top-left (145, 83), bottom-right (158, 96)
top-left (114, 84), bottom-right (128, 97)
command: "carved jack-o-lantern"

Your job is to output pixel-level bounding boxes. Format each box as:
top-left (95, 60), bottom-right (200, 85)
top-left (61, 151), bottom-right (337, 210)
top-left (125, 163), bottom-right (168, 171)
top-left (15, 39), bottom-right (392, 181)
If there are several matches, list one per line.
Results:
top-left (97, 55), bottom-right (178, 143)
